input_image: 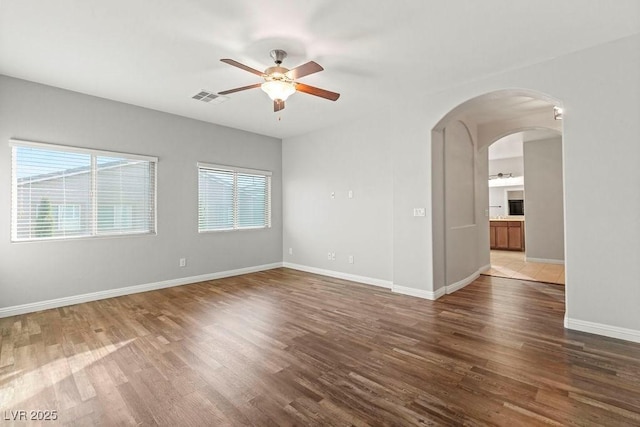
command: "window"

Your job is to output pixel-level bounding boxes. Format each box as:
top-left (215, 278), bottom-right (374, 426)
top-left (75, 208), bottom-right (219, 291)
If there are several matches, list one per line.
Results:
top-left (56, 204), bottom-right (82, 231)
top-left (198, 163), bottom-right (271, 232)
top-left (98, 205), bottom-right (134, 231)
top-left (11, 139), bottom-right (157, 242)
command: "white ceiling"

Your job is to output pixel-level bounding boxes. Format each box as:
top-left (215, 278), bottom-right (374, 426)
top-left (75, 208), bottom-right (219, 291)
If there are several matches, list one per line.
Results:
top-left (469, 97), bottom-right (554, 125)
top-left (488, 133), bottom-right (523, 160)
top-left (1, 1), bottom-right (639, 139)
top-left (489, 129), bottom-right (561, 161)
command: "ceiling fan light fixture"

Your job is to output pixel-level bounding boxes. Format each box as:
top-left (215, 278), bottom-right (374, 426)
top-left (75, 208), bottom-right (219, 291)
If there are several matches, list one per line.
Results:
top-left (261, 80), bottom-right (296, 101)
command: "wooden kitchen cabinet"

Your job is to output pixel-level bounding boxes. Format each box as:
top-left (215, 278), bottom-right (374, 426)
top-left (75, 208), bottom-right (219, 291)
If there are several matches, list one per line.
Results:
top-left (490, 225), bottom-right (496, 248)
top-left (494, 222), bottom-right (509, 249)
top-left (507, 221), bottom-right (523, 250)
top-left (489, 220), bottom-right (524, 251)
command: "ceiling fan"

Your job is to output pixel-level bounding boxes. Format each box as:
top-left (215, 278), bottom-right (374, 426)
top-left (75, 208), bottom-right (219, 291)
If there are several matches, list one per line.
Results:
top-left (218, 49), bottom-right (340, 112)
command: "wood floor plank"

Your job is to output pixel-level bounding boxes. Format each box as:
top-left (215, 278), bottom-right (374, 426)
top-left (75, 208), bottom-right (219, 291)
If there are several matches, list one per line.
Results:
top-left (1, 268), bottom-right (640, 426)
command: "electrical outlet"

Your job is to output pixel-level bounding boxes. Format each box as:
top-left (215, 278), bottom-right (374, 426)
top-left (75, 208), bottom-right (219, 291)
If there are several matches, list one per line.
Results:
top-left (288, 247), bottom-right (293, 255)
top-left (328, 252), bottom-right (332, 260)
top-left (348, 255), bottom-right (354, 264)
top-left (348, 190), bottom-right (353, 199)
top-left (179, 258), bottom-right (186, 267)
top-left (331, 252), bottom-right (336, 261)
top-left (413, 208), bottom-right (426, 217)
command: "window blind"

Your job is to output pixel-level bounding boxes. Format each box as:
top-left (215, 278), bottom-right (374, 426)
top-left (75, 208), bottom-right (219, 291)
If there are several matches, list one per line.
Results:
top-left (11, 140), bottom-right (157, 242)
top-left (198, 163), bottom-right (271, 232)
top-left (96, 156), bottom-right (155, 235)
top-left (198, 168), bottom-right (235, 231)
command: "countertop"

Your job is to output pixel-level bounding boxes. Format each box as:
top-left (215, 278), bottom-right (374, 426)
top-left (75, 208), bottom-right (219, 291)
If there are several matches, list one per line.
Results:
top-left (490, 217), bottom-right (525, 222)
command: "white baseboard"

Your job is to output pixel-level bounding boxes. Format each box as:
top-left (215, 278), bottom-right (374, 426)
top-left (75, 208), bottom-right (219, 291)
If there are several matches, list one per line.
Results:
top-left (283, 262), bottom-right (444, 300)
top-left (0, 263), bottom-right (283, 318)
top-left (565, 316), bottom-right (640, 344)
top-left (392, 284), bottom-right (445, 300)
top-left (283, 262), bottom-right (392, 289)
top-left (445, 264), bottom-right (490, 294)
top-left (525, 257), bottom-right (564, 265)
top-left (479, 263), bottom-right (491, 273)
top-left (393, 263), bottom-right (491, 301)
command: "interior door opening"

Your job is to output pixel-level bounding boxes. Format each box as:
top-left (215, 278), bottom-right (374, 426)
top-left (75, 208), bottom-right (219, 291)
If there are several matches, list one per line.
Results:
top-left (431, 88), bottom-right (566, 298)
top-left (485, 131), bottom-right (565, 285)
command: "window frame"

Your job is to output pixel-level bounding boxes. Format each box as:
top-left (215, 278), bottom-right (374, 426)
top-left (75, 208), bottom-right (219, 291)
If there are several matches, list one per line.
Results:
top-left (10, 139), bottom-right (158, 242)
top-left (197, 162), bottom-right (272, 233)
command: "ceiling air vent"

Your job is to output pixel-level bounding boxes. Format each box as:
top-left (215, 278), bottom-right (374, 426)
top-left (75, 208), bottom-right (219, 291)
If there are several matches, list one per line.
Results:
top-left (191, 90), bottom-right (228, 104)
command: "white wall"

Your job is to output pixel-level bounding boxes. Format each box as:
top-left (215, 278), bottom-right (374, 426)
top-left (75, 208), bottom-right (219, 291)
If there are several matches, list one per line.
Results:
top-left (488, 187), bottom-right (526, 218)
top-left (283, 34), bottom-right (640, 339)
top-left (282, 115), bottom-right (393, 283)
top-left (524, 137), bottom-right (564, 262)
top-left (488, 156), bottom-right (524, 177)
top-left (489, 187), bottom-right (504, 216)
top-left (488, 156), bottom-right (525, 217)
top-left (0, 76), bottom-right (282, 310)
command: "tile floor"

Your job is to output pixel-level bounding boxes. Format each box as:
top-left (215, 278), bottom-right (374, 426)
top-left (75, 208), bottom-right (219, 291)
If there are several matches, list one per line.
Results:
top-left (483, 250), bottom-right (565, 285)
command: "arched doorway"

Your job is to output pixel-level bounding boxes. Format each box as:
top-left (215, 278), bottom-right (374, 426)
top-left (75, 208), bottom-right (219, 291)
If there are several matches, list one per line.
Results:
top-left (431, 89), bottom-right (564, 295)
top-left (485, 129), bottom-right (565, 284)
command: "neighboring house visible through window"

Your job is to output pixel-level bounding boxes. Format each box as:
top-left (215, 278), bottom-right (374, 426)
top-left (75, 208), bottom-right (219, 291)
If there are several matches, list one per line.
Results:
top-left (198, 163), bottom-right (271, 232)
top-left (56, 204), bottom-right (82, 231)
top-left (10, 140), bottom-right (157, 242)
top-left (98, 205), bottom-right (134, 231)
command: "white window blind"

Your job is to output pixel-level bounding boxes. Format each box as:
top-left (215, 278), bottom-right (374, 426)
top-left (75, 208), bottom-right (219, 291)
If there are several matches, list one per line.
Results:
top-left (11, 140), bottom-right (157, 242)
top-left (96, 155), bottom-right (155, 234)
top-left (198, 163), bottom-right (271, 232)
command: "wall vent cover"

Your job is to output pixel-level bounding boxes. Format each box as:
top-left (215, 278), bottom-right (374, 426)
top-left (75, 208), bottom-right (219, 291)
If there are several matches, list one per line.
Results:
top-left (192, 90), bottom-right (228, 104)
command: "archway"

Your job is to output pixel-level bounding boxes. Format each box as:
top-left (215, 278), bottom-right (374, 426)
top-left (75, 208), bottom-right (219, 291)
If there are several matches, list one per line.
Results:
top-left (431, 89), bottom-right (564, 295)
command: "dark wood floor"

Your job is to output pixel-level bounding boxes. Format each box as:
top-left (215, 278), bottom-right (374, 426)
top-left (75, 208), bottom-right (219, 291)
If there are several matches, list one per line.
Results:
top-left (2, 269), bottom-right (640, 426)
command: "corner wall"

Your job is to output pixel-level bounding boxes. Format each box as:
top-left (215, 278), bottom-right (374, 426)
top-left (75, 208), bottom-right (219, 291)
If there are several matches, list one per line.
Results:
top-left (282, 116), bottom-right (393, 285)
top-left (523, 137), bottom-right (565, 262)
top-left (0, 75), bottom-right (283, 311)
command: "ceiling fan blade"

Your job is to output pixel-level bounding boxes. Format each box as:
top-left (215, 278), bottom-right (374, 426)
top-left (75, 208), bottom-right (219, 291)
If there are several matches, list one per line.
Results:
top-left (285, 61), bottom-right (324, 79)
top-left (274, 99), bottom-right (285, 112)
top-left (218, 83), bottom-right (262, 95)
top-left (295, 83), bottom-right (340, 101)
top-left (220, 59), bottom-right (264, 77)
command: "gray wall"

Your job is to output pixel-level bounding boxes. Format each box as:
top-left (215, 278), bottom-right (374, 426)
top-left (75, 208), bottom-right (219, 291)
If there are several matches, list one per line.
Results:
top-left (282, 115), bottom-right (393, 282)
top-left (524, 137), bottom-right (564, 261)
top-left (0, 75), bottom-right (282, 309)
top-left (475, 147), bottom-right (490, 272)
top-left (444, 121), bottom-right (478, 285)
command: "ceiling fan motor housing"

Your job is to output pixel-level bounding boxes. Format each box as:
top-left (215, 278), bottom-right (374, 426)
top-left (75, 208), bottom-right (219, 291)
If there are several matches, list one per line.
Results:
top-left (270, 49), bottom-right (287, 65)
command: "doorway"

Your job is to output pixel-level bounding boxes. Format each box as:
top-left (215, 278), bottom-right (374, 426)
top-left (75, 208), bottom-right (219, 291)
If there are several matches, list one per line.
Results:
top-left (431, 89), bottom-right (565, 295)
top-left (485, 130), bottom-right (565, 285)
